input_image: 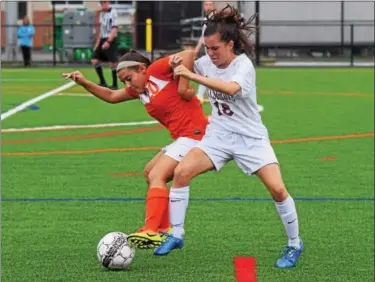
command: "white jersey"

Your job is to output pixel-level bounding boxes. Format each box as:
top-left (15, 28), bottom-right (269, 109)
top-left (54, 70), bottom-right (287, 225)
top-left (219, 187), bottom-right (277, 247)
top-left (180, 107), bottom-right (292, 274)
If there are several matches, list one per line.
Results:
top-left (194, 54), bottom-right (269, 139)
top-left (100, 8), bottom-right (118, 39)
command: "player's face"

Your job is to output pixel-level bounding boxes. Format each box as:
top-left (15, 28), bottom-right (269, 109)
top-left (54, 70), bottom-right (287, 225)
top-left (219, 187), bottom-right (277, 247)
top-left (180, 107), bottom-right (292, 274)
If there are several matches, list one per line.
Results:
top-left (204, 32), bottom-right (234, 68)
top-left (100, 1), bottom-right (110, 11)
top-left (23, 16), bottom-right (30, 25)
top-left (117, 66), bottom-right (147, 94)
top-left (203, 1), bottom-right (215, 14)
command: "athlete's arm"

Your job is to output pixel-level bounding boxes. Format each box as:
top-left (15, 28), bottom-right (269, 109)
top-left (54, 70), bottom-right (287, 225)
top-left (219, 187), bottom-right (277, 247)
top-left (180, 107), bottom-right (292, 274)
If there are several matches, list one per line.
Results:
top-left (81, 80), bottom-right (133, 103)
top-left (62, 71), bottom-right (135, 103)
top-left (108, 10), bottom-right (118, 44)
top-left (191, 73), bottom-right (240, 96)
top-left (94, 19), bottom-right (101, 50)
top-left (106, 27), bottom-right (118, 44)
top-left (174, 64), bottom-right (240, 96)
top-left (170, 50), bottom-right (196, 100)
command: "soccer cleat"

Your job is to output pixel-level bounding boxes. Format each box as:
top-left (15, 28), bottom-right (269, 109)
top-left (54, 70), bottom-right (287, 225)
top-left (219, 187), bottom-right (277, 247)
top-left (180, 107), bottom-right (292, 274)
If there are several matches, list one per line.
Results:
top-left (158, 227), bottom-right (172, 240)
top-left (127, 230), bottom-right (163, 250)
top-left (275, 237), bottom-right (304, 269)
top-left (153, 234), bottom-right (184, 256)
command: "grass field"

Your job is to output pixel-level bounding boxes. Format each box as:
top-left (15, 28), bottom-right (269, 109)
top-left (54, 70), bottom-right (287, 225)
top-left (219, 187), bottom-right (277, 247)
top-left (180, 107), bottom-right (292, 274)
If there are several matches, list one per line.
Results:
top-left (1, 67), bottom-right (374, 282)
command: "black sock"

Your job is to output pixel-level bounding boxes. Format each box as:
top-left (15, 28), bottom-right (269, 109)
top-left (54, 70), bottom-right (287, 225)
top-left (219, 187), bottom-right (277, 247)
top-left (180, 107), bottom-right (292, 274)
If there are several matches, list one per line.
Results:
top-left (95, 65), bottom-right (106, 85)
top-left (111, 68), bottom-right (117, 87)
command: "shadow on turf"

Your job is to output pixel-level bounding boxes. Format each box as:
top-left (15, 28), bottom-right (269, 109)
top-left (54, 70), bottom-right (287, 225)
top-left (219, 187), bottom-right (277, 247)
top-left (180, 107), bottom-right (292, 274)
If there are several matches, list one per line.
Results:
top-left (99, 267), bottom-right (135, 273)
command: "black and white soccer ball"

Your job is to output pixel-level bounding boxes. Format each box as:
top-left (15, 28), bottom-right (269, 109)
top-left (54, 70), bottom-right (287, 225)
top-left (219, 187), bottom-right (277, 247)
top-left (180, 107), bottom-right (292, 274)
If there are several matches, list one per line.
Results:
top-left (97, 232), bottom-right (135, 270)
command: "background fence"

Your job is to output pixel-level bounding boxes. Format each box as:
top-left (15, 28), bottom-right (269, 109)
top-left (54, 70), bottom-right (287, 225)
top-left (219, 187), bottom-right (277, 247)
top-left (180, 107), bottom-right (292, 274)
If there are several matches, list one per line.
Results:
top-left (1, 0), bottom-right (374, 67)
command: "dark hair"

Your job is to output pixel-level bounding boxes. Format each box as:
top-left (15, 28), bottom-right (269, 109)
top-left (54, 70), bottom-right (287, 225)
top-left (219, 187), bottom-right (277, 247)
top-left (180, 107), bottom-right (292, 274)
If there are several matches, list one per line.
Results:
top-left (119, 50), bottom-right (151, 67)
top-left (204, 5), bottom-right (257, 57)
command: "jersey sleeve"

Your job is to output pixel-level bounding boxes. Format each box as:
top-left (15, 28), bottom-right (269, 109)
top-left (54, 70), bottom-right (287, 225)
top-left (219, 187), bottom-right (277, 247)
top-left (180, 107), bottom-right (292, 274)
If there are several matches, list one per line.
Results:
top-left (147, 57), bottom-right (173, 80)
top-left (112, 10), bottom-right (118, 27)
top-left (194, 55), bottom-right (208, 76)
top-left (229, 56), bottom-right (255, 97)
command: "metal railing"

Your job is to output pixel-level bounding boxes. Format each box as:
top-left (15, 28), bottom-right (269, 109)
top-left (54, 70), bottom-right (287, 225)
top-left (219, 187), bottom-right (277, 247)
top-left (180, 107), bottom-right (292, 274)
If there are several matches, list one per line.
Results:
top-left (1, 21), bottom-right (373, 67)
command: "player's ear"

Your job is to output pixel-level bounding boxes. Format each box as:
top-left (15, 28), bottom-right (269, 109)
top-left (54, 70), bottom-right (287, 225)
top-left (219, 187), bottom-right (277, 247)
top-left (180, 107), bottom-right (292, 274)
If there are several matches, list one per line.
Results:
top-left (228, 40), bottom-right (234, 51)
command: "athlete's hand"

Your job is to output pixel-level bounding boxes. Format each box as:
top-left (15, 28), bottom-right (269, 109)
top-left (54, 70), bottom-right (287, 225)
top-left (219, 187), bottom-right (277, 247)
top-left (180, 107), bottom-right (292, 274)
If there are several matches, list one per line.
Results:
top-left (62, 71), bottom-right (87, 85)
top-left (102, 41), bottom-right (110, 50)
top-left (169, 54), bottom-right (183, 69)
top-left (173, 64), bottom-right (193, 79)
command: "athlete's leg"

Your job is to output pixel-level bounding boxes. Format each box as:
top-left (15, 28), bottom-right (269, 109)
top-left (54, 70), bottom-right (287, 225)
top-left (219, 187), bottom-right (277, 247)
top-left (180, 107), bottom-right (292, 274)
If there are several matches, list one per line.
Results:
top-left (128, 154), bottom-right (178, 249)
top-left (155, 131), bottom-right (232, 255)
top-left (91, 55), bottom-right (107, 86)
top-left (142, 151), bottom-right (171, 233)
top-left (154, 148), bottom-right (215, 255)
top-left (170, 147), bottom-right (214, 236)
top-left (109, 61), bottom-right (118, 89)
top-left (256, 164), bottom-right (303, 268)
top-left (143, 151), bottom-right (165, 185)
top-left (129, 138), bottom-right (199, 249)
top-left (233, 135), bottom-right (302, 268)
top-left (145, 154), bottom-right (178, 229)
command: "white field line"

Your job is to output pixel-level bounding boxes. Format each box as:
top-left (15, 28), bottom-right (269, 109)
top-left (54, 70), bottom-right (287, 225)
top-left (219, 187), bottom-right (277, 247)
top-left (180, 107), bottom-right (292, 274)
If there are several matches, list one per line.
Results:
top-left (1, 120), bottom-right (160, 133)
top-left (2, 78), bottom-right (66, 82)
top-left (1, 81), bottom-right (76, 120)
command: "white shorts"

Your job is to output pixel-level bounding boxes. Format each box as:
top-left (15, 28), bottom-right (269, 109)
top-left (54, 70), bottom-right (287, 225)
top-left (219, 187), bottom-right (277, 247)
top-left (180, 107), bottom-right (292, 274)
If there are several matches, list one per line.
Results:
top-left (162, 137), bottom-right (199, 162)
top-left (195, 130), bottom-right (279, 175)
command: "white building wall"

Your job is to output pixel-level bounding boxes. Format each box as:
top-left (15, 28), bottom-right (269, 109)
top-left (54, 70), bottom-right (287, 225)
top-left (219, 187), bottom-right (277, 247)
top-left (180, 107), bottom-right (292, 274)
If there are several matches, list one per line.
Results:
top-left (239, 1), bottom-right (374, 44)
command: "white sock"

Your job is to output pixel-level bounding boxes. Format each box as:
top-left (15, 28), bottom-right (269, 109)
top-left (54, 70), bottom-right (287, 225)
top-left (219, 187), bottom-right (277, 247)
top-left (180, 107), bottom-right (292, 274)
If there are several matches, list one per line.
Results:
top-left (169, 186), bottom-right (190, 239)
top-left (197, 84), bottom-right (206, 99)
top-left (275, 195), bottom-right (301, 248)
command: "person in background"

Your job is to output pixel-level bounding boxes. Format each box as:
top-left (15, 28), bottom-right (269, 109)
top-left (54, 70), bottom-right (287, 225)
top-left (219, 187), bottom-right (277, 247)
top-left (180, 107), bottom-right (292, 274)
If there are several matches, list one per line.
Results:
top-left (92, 1), bottom-right (119, 89)
top-left (17, 16), bottom-right (35, 67)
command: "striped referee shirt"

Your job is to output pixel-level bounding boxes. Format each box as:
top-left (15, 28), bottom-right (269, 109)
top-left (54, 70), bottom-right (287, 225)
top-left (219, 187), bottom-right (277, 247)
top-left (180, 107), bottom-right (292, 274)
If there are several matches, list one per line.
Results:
top-left (99, 8), bottom-right (118, 39)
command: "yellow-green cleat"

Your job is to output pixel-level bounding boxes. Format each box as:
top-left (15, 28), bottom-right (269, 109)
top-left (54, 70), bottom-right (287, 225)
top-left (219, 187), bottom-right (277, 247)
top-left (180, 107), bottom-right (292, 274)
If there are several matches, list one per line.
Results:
top-left (127, 230), bottom-right (163, 250)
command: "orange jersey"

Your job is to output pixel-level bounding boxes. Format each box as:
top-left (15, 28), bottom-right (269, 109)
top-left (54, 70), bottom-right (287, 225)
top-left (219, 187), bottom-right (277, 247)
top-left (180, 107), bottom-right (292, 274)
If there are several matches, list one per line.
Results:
top-left (127, 57), bottom-right (208, 140)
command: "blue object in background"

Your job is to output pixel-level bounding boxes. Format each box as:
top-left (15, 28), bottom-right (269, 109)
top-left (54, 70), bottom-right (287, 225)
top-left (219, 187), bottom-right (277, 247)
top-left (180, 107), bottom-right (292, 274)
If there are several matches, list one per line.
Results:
top-left (5, 103), bottom-right (39, 112)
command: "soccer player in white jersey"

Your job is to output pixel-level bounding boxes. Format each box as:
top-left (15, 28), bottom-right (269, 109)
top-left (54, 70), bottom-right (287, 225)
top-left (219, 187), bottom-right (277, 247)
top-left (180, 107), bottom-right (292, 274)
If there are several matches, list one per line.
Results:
top-left (154, 5), bottom-right (303, 269)
top-left (91, 1), bottom-right (119, 90)
top-left (194, 1), bottom-right (216, 103)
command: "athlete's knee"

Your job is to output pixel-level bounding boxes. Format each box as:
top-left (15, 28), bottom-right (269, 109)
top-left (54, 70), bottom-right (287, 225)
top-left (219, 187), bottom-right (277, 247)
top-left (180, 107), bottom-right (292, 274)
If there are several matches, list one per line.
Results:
top-left (147, 168), bottom-right (169, 186)
top-left (173, 163), bottom-right (194, 183)
top-left (109, 62), bottom-right (118, 68)
top-left (143, 166), bottom-right (151, 184)
top-left (270, 185), bottom-right (288, 202)
top-left (91, 59), bottom-right (99, 66)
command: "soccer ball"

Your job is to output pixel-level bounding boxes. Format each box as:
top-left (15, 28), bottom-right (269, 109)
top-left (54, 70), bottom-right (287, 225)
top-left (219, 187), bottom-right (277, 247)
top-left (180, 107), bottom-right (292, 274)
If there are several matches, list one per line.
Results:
top-left (97, 232), bottom-right (135, 270)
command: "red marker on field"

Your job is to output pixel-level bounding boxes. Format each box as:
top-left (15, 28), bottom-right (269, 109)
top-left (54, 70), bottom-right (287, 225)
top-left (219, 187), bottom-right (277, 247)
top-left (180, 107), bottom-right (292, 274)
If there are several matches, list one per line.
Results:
top-left (234, 257), bottom-right (257, 282)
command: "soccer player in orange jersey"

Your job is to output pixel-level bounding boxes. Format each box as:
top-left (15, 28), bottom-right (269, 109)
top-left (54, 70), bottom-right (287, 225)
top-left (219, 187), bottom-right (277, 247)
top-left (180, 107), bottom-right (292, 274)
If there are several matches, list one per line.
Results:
top-left (63, 50), bottom-right (208, 250)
